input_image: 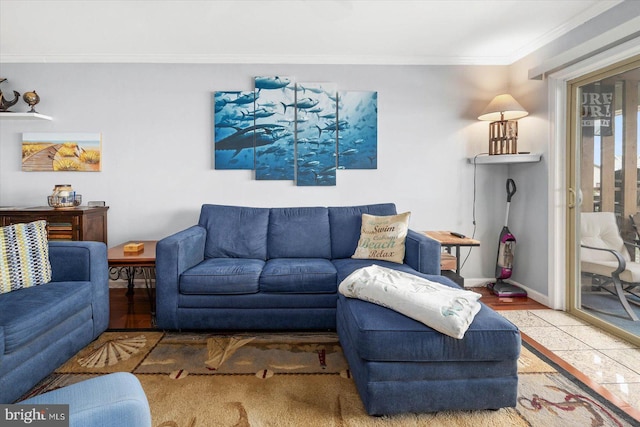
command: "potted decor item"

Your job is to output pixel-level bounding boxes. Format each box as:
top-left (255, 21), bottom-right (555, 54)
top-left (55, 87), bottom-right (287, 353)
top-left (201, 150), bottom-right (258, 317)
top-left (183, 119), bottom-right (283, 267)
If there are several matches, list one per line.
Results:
top-left (48, 184), bottom-right (81, 208)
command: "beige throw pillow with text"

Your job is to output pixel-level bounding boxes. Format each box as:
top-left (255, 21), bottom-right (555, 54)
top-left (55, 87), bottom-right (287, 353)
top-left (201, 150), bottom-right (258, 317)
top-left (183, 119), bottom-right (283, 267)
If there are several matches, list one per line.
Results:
top-left (352, 212), bottom-right (410, 264)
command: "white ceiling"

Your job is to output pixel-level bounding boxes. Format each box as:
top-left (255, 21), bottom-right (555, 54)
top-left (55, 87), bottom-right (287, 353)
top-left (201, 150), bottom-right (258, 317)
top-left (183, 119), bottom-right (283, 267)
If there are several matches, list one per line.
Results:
top-left (0, 0), bottom-right (623, 65)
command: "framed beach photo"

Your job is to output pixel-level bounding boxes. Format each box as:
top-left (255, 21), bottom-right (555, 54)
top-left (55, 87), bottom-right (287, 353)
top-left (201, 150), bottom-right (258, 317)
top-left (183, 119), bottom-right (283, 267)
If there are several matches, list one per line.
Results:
top-left (22, 132), bottom-right (102, 172)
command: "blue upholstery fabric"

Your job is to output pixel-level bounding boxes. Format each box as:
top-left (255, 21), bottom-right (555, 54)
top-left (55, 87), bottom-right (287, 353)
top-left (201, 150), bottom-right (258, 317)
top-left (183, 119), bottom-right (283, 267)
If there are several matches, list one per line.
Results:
top-left (404, 229), bottom-right (441, 275)
top-left (337, 294), bottom-right (521, 362)
top-left (359, 358), bottom-right (517, 382)
top-left (180, 258), bottom-right (264, 295)
top-left (177, 292), bottom-right (337, 309)
top-left (169, 307), bottom-right (337, 330)
top-left (156, 203), bottom-right (439, 331)
top-left (338, 318), bottom-right (518, 415)
top-left (0, 282), bottom-right (92, 352)
top-left (337, 293), bottom-right (520, 415)
top-left (155, 225), bottom-right (207, 329)
top-left (267, 207), bottom-right (331, 259)
top-left (20, 373), bottom-right (151, 427)
top-left (0, 241), bottom-right (108, 404)
top-left (328, 203), bottom-right (397, 259)
top-left (49, 241), bottom-right (109, 337)
top-left (2, 318), bottom-right (94, 403)
top-left (199, 204), bottom-right (270, 259)
top-left (1, 306), bottom-right (92, 380)
top-left (260, 258), bottom-right (337, 293)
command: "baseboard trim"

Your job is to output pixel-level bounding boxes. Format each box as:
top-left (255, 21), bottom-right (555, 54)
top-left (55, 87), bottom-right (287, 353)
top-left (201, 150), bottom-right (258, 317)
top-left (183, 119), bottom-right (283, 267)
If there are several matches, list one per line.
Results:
top-left (503, 279), bottom-right (550, 307)
top-left (463, 278), bottom-right (551, 308)
top-left (109, 280), bottom-right (146, 289)
top-left (463, 278), bottom-right (495, 288)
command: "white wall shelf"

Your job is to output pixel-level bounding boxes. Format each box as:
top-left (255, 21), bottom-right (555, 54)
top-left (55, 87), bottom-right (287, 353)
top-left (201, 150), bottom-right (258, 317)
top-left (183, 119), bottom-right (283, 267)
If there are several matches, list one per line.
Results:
top-left (467, 153), bottom-right (541, 165)
top-left (0, 112), bottom-right (52, 121)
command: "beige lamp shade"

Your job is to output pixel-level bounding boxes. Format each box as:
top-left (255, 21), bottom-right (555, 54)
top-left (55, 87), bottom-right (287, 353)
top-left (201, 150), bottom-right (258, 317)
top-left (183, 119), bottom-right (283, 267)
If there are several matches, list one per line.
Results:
top-left (478, 94), bottom-right (528, 121)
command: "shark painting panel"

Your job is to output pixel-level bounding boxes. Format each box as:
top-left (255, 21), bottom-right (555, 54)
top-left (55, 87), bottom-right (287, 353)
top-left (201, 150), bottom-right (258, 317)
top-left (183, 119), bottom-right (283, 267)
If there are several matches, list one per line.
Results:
top-left (254, 76), bottom-right (296, 180)
top-left (214, 90), bottom-right (257, 170)
top-left (295, 83), bottom-right (338, 186)
top-left (338, 91), bottom-right (378, 169)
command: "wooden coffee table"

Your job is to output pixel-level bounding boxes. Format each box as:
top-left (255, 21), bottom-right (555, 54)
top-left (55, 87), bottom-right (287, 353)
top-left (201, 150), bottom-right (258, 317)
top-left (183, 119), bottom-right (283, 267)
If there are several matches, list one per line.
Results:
top-left (108, 240), bottom-right (157, 321)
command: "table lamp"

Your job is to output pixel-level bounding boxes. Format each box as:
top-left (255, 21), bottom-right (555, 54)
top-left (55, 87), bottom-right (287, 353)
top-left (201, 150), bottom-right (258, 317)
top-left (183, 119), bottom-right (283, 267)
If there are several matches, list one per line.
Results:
top-left (478, 94), bottom-right (528, 155)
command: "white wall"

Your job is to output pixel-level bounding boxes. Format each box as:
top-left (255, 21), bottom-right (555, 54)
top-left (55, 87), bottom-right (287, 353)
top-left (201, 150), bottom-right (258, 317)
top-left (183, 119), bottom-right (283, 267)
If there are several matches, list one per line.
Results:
top-left (0, 63), bottom-right (510, 280)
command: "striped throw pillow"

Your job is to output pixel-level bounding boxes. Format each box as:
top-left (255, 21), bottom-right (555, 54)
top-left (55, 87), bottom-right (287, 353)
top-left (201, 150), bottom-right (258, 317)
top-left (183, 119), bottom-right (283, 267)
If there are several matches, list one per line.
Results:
top-left (0, 220), bottom-right (52, 294)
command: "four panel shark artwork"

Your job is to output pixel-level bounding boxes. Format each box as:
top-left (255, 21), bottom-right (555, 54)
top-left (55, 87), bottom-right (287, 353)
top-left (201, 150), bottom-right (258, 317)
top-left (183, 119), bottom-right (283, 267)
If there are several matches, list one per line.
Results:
top-left (213, 77), bottom-right (378, 186)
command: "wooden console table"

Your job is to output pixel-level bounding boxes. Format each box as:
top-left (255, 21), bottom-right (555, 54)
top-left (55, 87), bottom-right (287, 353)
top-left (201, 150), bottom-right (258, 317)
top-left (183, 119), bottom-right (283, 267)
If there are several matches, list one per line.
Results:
top-left (0, 206), bottom-right (109, 244)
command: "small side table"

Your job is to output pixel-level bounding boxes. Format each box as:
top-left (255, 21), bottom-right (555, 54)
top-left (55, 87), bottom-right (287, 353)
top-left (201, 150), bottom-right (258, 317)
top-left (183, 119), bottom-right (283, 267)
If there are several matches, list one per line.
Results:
top-left (423, 231), bottom-right (480, 287)
top-left (108, 240), bottom-right (157, 321)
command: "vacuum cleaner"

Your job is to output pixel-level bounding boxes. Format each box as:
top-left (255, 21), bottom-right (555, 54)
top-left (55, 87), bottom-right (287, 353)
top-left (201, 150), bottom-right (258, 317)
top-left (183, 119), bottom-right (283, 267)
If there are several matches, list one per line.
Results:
top-left (487, 178), bottom-right (527, 297)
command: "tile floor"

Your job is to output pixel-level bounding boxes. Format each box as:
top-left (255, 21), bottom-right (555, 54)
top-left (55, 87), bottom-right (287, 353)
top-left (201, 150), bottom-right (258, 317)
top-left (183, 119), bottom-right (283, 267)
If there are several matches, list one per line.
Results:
top-left (499, 309), bottom-right (640, 413)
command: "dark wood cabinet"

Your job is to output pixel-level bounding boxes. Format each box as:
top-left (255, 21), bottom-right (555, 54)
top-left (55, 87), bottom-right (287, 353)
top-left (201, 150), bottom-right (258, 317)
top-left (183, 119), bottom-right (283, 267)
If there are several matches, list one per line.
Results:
top-left (0, 206), bottom-right (109, 244)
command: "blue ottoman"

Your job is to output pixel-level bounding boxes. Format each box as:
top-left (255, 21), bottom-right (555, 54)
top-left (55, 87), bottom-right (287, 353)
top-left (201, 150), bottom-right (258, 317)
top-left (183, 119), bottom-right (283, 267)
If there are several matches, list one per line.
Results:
top-left (337, 291), bottom-right (521, 415)
top-left (18, 373), bottom-right (151, 427)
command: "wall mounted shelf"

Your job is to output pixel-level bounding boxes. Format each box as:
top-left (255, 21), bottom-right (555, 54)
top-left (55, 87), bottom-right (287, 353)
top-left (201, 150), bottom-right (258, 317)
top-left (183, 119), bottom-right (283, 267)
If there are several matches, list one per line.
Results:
top-left (0, 112), bottom-right (52, 121)
top-left (467, 153), bottom-right (541, 165)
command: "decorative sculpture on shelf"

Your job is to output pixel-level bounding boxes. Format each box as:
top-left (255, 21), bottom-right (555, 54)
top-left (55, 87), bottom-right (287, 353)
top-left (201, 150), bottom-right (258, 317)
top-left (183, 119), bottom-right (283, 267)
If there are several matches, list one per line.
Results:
top-left (0, 78), bottom-right (20, 112)
top-left (23, 90), bottom-right (40, 113)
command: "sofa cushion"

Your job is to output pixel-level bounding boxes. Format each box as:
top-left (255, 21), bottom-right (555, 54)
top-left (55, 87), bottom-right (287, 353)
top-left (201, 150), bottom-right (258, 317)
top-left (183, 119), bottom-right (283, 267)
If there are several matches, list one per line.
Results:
top-left (260, 258), bottom-right (337, 293)
top-left (198, 204), bottom-right (270, 260)
top-left (0, 281), bottom-right (92, 353)
top-left (0, 220), bottom-right (51, 295)
top-left (180, 258), bottom-right (264, 295)
top-left (328, 203), bottom-right (397, 259)
top-left (337, 293), bottom-right (521, 362)
top-left (267, 207), bottom-right (331, 259)
top-left (352, 212), bottom-right (410, 264)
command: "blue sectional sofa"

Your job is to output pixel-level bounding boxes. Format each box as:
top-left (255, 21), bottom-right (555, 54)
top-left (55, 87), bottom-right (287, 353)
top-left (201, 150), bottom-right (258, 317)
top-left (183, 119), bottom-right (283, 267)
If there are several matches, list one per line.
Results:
top-left (156, 203), bottom-right (521, 414)
top-left (0, 241), bottom-right (109, 404)
top-left (156, 203), bottom-right (440, 330)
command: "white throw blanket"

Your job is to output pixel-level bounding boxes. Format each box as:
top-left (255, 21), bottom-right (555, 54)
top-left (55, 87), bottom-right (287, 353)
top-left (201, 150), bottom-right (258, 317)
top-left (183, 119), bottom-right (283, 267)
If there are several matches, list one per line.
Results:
top-left (338, 265), bottom-right (482, 339)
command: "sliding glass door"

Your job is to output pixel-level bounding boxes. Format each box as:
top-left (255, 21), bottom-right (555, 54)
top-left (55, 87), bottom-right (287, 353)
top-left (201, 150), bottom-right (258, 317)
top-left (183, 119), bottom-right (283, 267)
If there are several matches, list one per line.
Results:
top-left (568, 56), bottom-right (640, 343)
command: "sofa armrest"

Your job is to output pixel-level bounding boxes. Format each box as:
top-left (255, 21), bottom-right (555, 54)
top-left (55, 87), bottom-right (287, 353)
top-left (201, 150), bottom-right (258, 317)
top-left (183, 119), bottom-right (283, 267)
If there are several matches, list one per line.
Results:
top-left (48, 241), bottom-right (109, 337)
top-left (156, 225), bottom-right (206, 329)
top-left (404, 229), bottom-right (441, 275)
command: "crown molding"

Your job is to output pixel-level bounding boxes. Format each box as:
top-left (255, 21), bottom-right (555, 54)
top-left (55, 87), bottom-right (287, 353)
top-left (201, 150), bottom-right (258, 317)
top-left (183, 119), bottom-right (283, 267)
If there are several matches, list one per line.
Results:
top-left (528, 17), bottom-right (640, 80)
top-left (508, 0), bottom-right (625, 64)
top-left (0, 53), bottom-right (516, 66)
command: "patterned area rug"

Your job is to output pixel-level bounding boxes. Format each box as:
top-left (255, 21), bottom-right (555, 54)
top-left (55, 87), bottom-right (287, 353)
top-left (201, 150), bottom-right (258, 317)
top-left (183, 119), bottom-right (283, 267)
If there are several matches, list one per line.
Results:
top-left (21, 331), bottom-right (636, 426)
